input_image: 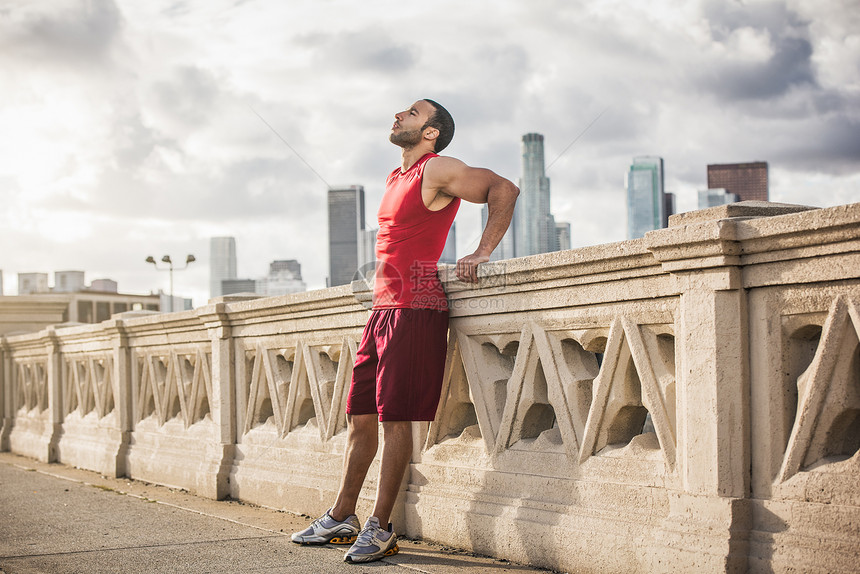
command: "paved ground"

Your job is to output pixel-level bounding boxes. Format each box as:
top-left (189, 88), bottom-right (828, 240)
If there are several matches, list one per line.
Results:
top-left (0, 452), bottom-right (556, 574)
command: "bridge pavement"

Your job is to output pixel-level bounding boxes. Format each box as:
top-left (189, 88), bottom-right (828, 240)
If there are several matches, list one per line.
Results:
top-left (0, 452), bottom-right (556, 574)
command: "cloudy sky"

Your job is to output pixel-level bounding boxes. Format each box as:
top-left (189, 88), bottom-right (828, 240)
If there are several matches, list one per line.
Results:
top-left (1, 0), bottom-right (858, 305)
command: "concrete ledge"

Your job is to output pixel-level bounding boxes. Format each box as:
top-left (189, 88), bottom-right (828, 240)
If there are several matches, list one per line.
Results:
top-left (668, 200), bottom-right (816, 226)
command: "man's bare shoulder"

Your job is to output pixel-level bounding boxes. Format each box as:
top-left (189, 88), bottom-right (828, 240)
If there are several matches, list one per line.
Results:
top-left (424, 156), bottom-right (468, 183)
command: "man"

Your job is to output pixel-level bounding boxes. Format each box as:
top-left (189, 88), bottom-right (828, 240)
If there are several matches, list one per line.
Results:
top-left (291, 99), bottom-right (519, 564)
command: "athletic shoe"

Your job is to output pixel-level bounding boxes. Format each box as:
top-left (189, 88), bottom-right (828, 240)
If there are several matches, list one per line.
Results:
top-left (343, 516), bottom-right (399, 563)
top-left (291, 509), bottom-right (361, 545)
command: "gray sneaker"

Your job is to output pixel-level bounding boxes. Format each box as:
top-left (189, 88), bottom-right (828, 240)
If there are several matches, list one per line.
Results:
top-left (343, 516), bottom-right (399, 563)
top-left (291, 509), bottom-right (361, 545)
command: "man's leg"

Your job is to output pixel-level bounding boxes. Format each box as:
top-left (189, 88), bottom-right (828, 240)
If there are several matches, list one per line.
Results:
top-left (291, 413), bottom-right (378, 545)
top-left (342, 420), bottom-right (411, 563)
top-left (330, 413), bottom-right (379, 521)
top-left (370, 420), bottom-right (413, 525)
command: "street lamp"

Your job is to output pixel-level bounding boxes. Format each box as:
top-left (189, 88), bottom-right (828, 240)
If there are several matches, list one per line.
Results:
top-left (145, 254), bottom-right (196, 312)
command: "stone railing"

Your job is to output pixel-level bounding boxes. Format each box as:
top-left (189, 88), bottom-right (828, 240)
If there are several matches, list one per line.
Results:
top-left (2, 201), bottom-right (859, 573)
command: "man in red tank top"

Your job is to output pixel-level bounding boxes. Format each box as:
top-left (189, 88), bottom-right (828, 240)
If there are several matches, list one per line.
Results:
top-left (292, 99), bottom-right (519, 563)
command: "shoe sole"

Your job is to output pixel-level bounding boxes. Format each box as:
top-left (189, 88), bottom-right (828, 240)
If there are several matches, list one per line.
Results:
top-left (328, 535), bottom-right (358, 545)
top-left (292, 534), bottom-right (357, 546)
top-left (344, 543), bottom-right (399, 563)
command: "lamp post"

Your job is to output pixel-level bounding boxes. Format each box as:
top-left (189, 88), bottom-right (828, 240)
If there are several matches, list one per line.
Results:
top-left (145, 254), bottom-right (196, 312)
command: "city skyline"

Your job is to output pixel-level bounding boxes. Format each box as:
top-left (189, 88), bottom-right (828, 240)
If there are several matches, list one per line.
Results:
top-left (1, 1), bottom-right (857, 306)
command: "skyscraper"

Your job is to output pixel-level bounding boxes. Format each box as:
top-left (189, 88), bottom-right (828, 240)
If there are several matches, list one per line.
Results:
top-left (626, 156), bottom-right (666, 239)
top-left (698, 188), bottom-right (740, 209)
top-left (664, 193), bottom-right (676, 223)
top-left (707, 162), bottom-right (768, 202)
top-left (328, 185), bottom-right (366, 287)
top-left (555, 221), bottom-right (572, 251)
top-left (516, 133), bottom-right (556, 256)
top-left (264, 260), bottom-right (306, 296)
top-left (210, 237), bottom-right (237, 299)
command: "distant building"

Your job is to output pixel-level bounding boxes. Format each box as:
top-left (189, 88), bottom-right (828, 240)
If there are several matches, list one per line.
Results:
top-left (269, 259), bottom-right (301, 277)
top-left (328, 185), bottom-right (366, 287)
top-left (67, 273), bottom-right (159, 320)
top-left (264, 259), bottom-right (306, 296)
top-left (698, 188), bottom-right (740, 209)
top-left (664, 192), bottom-right (676, 222)
top-left (54, 271), bottom-right (86, 293)
top-left (0, 271), bottom-right (160, 335)
top-left (90, 278), bottom-right (118, 293)
top-left (440, 223), bottom-right (457, 265)
top-left (556, 222), bottom-right (572, 251)
top-left (0, 269), bottom-right (4, 295)
top-left (18, 273), bottom-right (49, 295)
top-left (626, 156), bottom-right (666, 239)
top-left (0, 295), bottom-right (70, 335)
top-left (210, 236), bottom-right (237, 299)
top-left (222, 278), bottom-right (258, 296)
top-left (707, 162), bottom-right (768, 202)
top-left (359, 228), bottom-right (377, 276)
top-left (220, 259), bottom-right (308, 298)
top-left (517, 133), bottom-right (556, 256)
top-left (159, 292), bottom-right (193, 313)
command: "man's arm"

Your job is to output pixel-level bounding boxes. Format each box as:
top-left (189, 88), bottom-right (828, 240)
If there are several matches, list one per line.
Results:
top-left (424, 157), bottom-right (519, 283)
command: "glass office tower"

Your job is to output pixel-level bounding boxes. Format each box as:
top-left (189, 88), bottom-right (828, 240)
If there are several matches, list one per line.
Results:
top-left (626, 156), bottom-right (665, 240)
top-left (209, 236), bottom-right (237, 298)
top-left (698, 188), bottom-right (740, 209)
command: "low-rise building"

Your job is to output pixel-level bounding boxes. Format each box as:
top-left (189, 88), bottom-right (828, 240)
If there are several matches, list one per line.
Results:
top-left (0, 271), bottom-right (160, 336)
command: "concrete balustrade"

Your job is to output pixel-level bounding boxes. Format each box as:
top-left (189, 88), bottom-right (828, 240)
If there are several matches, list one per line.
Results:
top-left (2, 201), bottom-right (859, 573)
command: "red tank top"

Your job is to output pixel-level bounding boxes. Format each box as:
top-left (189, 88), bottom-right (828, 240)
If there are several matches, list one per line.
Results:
top-left (373, 153), bottom-right (460, 310)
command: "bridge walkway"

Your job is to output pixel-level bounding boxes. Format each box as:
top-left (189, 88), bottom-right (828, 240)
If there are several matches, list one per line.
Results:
top-left (0, 452), bottom-right (554, 574)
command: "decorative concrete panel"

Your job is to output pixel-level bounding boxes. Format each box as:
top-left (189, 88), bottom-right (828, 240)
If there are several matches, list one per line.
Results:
top-left (411, 305), bottom-right (680, 573)
top-left (126, 341), bottom-right (224, 496)
top-left (748, 286), bottom-right (860, 573)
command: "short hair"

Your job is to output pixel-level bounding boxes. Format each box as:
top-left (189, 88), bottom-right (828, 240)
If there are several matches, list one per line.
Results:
top-left (422, 99), bottom-right (455, 152)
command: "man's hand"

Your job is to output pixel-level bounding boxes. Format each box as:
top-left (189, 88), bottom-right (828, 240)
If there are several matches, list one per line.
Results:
top-left (456, 252), bottom-right (490, 283)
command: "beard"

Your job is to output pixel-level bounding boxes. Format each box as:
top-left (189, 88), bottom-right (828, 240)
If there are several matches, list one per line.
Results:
top-left (389, 127), bottom-right (423, 148)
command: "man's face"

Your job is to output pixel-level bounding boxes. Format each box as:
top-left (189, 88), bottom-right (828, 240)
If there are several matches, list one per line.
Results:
top-left (389, 100), bottom-right (435, 149)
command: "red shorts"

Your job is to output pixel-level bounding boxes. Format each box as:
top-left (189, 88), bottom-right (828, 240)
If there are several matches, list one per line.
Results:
top-left (347, 308), bottom-right (450, 421)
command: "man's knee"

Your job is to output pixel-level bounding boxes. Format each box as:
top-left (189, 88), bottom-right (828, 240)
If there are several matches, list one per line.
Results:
top-left (381, 420), bottom-right (412, 441)
top-left (347, 413), bottom-right (378, 438)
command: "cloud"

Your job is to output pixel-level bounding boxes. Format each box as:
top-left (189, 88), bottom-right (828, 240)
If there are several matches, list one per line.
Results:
top-left (298, 28), bottom-right (419, 74)
top-left (776, 115), bottom-right (860, 173)
top-left (0, 0), bottom-right (123, 66)
top-left (150, 66), bottom-right (223, 129)
top-left (697, 35), bottom-right (816, 101)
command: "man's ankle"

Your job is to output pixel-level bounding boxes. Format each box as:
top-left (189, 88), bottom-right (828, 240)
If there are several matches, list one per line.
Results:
top-left (329, 506), bottom-right (352, 522)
